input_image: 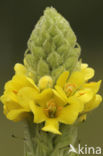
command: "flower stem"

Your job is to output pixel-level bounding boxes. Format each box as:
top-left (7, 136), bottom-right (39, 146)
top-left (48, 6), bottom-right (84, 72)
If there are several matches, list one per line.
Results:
top-left (24, 119), bottom-right (79, 156)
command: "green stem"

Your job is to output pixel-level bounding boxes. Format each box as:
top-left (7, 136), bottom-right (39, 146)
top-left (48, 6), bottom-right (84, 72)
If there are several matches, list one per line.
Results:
top-left (24, 120), bottom-right (35, 156)
top-left (24, 120), bottom-right (79, 156)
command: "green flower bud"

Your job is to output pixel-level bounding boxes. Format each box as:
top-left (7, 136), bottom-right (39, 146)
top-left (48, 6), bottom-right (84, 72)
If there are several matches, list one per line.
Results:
top-left (24, 7), bottom-right (81, 83)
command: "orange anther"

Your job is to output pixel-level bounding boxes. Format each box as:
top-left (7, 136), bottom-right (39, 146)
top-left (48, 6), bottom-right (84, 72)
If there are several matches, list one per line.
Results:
top-left (79, 92), bottom-right (85, 96)
top-left (58, 106), bottom-right (62, 111)
top-left (13, 90), bottom-right (18, 94)
top-left (64, 83), bottom-right (76, 96)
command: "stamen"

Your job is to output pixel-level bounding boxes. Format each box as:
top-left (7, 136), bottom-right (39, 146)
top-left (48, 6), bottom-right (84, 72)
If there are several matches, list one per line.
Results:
top-left (58, 106), bottom-right (62, 111)
top-left (64, 83), bottom-right (76, 96)
top-left (44, 99), bottom-right (63, 118)
top-left (44, 99), bottom-right (57, 118)
top-left (79, 92), bottom-right (85, 96)
top-left (13, 90), bottom-right (18, 94)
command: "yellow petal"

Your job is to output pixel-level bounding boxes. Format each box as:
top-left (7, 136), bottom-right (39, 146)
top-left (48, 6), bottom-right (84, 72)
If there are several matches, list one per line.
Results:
top-left (1, 96), bottom-right (21, 113)
top-left (26, 77), bottom-right (39, 92)
top-left (68, 71), bottom-right (85, 89)
top-left (1, 93), bottom-right (25, 117)
top-left (14, 63), bottom-right (26, 75)
top-left (4, 80), bottom-right (16, 91)
top-left (5, 75), bottom-right (37, 92)
top-left (1, 91), bottom-right (18, 104)
top-left (55, 85), bottom-right (68, 103)
top-left (42, 119), bottom-right (61, 135)
top-left (58, 96), bottom-right (84, 124)
top-left (56, 71), bottom-right (69, 88)
top-left (7, 109), bottom-right (29, 121)
top-left (81, 67), bottom-right (95, 81)
top-left (81, 63), bottom-right (88, 69)
top-left (84, 94), bottom-right (102, 112)
top-left (83, 80), bottom-right (102, 94)
top-left (30, 101), bottom-right (47, 123)
top-left (75, 88), bottom-right (94, 104)
top-left (17, 87), bottom-right (38, 110)
top-left (3, 105), bottom-right (8, 115)
top-left (52, 88), bottom-right (67, 106)
top-left (35, 88), bottom-right (53, 107)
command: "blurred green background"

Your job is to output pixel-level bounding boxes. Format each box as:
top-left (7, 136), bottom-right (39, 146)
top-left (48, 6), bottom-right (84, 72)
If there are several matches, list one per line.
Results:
top-left (0, 0), bottom-right (103, 156)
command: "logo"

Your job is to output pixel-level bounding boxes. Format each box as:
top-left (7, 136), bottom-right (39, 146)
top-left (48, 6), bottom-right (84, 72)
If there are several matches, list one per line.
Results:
top-left (68, 144), bottom-right (102, 155)
top-left (68, 144), bottom-right (78, 154)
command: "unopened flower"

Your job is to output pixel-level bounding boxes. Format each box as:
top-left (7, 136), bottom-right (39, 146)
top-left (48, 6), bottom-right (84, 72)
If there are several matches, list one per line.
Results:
top-left (38, 75), bottom-right (53, 90)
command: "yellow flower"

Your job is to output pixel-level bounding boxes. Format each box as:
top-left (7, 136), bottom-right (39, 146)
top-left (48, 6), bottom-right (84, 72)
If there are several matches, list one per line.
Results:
top-left (1, 63), bottom-right (39, 121)
top-left (82, 82), bottom-right (102, 112)
top-left (29, 63), bottom-right (101, 135)
top-left (30, 87), bottom-right (84, 135)
top-left (55, 63), bottom-right (102, 117)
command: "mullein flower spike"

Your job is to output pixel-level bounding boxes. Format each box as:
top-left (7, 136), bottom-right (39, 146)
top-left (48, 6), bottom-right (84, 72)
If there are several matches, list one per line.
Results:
top-left (0, 7), bottom-right (102, 156)
top-left (1, 63), bottom-right (102, 134)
